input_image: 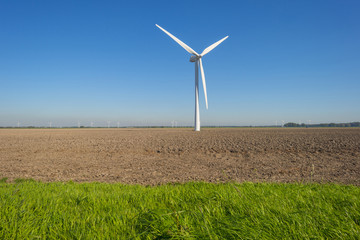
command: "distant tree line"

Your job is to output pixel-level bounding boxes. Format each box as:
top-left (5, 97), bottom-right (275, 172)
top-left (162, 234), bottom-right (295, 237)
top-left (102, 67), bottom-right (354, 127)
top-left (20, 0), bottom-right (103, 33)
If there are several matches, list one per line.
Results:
top-left (1, 122), bottom-right (360, 128)
top-left (284, 122), bottom-right (360, 128)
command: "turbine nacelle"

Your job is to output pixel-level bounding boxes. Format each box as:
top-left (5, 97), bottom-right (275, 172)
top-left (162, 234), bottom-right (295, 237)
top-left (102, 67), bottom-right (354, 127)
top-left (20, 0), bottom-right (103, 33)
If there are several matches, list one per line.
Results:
top-left (189, 55), bottom-right (201, 62)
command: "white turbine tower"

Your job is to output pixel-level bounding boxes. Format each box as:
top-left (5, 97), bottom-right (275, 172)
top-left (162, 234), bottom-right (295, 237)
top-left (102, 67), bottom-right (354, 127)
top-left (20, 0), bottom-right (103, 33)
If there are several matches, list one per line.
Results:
top-left (156, 24), bottom-right (228, 131)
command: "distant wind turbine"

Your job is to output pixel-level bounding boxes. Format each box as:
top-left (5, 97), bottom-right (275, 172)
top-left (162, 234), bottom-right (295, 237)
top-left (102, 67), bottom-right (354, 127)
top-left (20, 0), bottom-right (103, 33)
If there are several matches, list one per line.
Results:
top-left (156, 24), bottom-right (228, 131)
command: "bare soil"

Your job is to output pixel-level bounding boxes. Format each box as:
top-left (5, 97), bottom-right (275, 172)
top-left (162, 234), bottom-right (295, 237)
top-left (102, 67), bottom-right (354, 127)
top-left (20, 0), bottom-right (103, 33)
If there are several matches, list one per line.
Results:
top-left (0, 128), bottom-right (359, 185)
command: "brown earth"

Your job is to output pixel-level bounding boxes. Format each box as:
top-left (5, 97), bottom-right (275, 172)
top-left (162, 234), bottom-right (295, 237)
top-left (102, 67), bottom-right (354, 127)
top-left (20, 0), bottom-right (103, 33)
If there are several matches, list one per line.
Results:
top-left (0, 128), bottom-right (359, 185)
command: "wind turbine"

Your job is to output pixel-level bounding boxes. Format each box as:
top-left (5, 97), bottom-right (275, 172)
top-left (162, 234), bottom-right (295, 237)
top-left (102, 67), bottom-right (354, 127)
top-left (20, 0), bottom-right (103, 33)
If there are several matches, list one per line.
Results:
top-left (156, 24), bottom-right (228, 131)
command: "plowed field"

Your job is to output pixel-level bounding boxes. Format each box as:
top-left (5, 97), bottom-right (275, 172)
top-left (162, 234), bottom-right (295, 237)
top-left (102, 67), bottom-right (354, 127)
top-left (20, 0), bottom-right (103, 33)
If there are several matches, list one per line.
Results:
top-left (0, 128), bottom-right (359, 185)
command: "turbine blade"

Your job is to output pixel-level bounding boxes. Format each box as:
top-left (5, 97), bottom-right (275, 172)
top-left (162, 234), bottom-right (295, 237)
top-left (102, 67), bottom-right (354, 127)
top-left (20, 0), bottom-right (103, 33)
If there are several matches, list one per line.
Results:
top-left (199, 59), bottom-right (208, 109)
top-left (156, 24), bottom-right (199, 56)
top-left (200, 36), bottom-right (228, 57)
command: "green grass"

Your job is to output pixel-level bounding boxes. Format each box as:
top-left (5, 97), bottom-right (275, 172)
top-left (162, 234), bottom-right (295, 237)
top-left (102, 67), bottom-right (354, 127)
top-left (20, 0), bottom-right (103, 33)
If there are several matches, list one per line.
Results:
top-left (0, 180), bottom-right (359, 239)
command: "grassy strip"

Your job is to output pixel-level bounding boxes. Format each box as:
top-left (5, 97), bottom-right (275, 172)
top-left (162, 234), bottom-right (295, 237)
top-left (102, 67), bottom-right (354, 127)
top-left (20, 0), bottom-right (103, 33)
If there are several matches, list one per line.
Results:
top-left (0, 179), bottom-right (359, 239)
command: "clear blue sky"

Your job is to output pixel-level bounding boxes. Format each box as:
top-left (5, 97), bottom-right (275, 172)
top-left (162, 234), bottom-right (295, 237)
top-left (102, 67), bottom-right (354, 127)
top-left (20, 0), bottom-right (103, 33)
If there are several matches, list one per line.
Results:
top-left (1, 0), bottom-right (359, 127)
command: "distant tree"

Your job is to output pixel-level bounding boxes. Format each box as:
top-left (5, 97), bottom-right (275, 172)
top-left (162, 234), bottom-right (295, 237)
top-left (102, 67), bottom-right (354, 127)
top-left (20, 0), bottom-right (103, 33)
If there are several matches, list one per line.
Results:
top-left (350, 122), bottom-right (360, 127)
top-left (284, 122), bottom-right (299, 127)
